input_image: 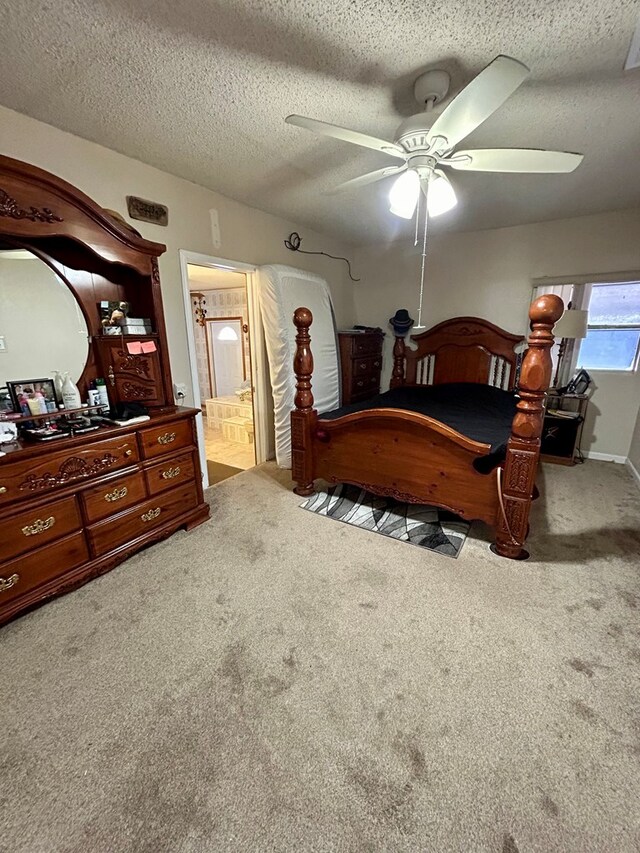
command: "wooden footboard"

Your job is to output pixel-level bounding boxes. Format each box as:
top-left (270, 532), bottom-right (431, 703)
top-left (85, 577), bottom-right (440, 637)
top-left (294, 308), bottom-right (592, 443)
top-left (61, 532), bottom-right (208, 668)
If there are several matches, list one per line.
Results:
top-left (312, 410), bottom-right (499, 526)
top-left (291, 296), bottom-right (563, 559)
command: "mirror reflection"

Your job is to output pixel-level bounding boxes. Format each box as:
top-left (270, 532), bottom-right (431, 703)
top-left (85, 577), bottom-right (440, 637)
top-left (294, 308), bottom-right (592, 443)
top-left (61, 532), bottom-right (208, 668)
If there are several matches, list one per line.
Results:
top-left (0, 249), bottom-right (89, 396)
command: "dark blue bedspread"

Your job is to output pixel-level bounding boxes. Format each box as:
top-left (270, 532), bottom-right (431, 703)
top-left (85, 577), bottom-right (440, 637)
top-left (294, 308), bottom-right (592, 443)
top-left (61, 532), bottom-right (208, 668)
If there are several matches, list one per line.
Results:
top-left (320, 383), bottom-right (517, 471)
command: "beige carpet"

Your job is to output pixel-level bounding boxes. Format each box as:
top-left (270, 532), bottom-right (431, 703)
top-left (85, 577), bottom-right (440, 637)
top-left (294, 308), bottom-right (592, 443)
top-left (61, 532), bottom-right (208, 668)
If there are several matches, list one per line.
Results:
top-left (1, 461), bottom-right (639, 852)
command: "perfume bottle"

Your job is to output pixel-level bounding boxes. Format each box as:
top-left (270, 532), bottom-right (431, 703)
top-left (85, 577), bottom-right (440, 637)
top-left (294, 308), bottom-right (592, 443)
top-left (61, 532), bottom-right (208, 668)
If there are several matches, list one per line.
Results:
top-left (52, 370), bottom-right (65, 404)
top-left (95, 378), bottom-right (110, 411)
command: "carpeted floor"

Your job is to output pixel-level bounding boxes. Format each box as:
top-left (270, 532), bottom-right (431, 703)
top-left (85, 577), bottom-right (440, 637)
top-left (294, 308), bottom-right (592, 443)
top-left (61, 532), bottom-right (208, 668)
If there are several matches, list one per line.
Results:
top-left (1, 461), bottom-right (639, 852)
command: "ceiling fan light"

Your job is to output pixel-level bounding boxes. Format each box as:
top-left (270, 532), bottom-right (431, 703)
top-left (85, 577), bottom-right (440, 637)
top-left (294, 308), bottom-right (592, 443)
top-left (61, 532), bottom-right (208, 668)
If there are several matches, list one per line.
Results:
top-left (427, 172), bottom-right (457, 216)
top-left (389, 169), bottom-right (420, 219)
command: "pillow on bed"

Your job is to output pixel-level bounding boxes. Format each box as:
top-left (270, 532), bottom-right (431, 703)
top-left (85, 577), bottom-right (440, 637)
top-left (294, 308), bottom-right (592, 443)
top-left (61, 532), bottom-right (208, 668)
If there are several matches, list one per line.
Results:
top-left (258, 264), bottom-right (340, 468)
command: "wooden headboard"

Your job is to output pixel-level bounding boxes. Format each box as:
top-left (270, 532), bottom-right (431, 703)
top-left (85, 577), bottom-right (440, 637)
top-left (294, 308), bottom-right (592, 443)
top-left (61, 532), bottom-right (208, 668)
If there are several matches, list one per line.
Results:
top-left (398, 316), bottom-right (524, 391)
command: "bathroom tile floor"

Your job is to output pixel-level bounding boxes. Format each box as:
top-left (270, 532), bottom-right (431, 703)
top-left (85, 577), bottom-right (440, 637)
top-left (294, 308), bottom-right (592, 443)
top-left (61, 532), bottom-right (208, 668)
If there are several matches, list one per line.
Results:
top-left (203, 419), bottom-right (255, 470)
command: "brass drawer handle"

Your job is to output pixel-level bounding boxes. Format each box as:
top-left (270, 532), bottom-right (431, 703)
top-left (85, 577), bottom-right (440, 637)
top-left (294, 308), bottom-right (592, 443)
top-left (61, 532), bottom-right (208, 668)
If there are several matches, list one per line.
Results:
top-left (124, 449), bottom-right (133, 457)
top-left (157, 432), bottom-right (176, 445)
top-left (0, 486), bottom-right (6, 495)
top-left (22, 516), bottom-right (55, 536)
top-left (161, 466), bottom-right (181, 480)
top-left (141, 507), bottom-right (161, 522)
top-left (105, 485), bottom-right (128, 502)
top-left (0, 574), bottom-right (19, 593)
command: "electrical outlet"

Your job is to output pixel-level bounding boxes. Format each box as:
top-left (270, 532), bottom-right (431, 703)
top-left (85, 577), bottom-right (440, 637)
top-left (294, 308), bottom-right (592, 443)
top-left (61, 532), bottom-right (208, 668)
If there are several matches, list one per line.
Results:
top-left (174, 382), bottom-right (187, 401)
top-left (0, 336), bottom-right (6, 352)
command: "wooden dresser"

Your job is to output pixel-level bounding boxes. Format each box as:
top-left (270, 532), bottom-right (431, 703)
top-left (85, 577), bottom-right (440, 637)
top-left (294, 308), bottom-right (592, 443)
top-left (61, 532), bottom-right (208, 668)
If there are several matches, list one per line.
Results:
top-left (0, 409), bottom-right (207, 625)
top-left (0, 154), bottom-right (209, 625)
top-left (338, 330), bottom-right (384, 404)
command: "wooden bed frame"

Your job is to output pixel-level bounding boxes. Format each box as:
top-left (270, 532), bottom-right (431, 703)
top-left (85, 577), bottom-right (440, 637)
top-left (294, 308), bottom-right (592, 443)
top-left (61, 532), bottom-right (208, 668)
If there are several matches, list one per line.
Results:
top-left (290, 294), bottom-right (564, 559)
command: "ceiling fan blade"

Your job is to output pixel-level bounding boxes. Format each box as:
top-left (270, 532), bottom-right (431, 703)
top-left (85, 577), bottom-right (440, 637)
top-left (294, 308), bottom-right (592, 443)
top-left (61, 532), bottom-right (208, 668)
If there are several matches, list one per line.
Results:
top-left (443, 148), bottom-right (584, 173)
top-left (285, 115), bottom-right (407, 160)
top-left (426, 56), bottom-right (529, 151)
top-left (327, 165), bottom-right (407, 195)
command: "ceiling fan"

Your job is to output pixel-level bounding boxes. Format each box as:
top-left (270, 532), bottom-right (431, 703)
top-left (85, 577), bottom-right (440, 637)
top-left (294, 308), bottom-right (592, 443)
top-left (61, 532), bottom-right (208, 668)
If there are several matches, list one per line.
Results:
top-left (285, 55), bottom-right (584, 219)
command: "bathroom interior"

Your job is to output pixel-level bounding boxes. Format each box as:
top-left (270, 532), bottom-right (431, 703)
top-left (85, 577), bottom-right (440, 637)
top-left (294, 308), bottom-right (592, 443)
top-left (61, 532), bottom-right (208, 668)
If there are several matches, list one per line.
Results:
top-left (188, 264), bottom-right (255, 485)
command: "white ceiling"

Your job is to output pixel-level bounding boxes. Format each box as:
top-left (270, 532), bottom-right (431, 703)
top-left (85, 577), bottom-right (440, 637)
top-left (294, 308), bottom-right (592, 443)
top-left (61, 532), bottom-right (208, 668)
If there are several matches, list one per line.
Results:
top-left (1, 0), bottom-right (639, 245)
top-left (188, 265), bottom-right (246, 290)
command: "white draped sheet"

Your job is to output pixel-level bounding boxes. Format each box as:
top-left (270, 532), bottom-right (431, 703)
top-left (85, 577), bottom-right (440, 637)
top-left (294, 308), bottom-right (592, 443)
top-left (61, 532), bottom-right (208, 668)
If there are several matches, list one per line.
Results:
top-left (258, 265), bottom-right (340, 468)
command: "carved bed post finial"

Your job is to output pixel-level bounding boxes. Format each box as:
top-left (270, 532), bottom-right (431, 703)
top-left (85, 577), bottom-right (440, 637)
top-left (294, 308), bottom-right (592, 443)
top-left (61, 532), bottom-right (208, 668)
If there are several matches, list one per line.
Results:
top-left (388, 309), bottom-right (413, 389)
top-left (291, 307), bottom-right (317, 496)
top-left (293, 307), bottom-right (314, 412)
top-left (390, 337), bottom-right (406, 388)
top-left (493, 294), bottom-right (564, 559)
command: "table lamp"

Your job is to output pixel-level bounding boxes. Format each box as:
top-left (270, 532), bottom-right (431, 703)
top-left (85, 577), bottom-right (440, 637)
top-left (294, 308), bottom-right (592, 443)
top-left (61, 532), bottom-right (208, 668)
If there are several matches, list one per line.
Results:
top-left (553, 307), bottom-right (588, 388)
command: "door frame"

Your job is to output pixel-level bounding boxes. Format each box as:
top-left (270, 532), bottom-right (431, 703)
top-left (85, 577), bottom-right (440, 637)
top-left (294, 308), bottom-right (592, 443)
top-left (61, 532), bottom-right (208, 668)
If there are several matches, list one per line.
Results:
top-left (179, 250), bottom-right (269, 488)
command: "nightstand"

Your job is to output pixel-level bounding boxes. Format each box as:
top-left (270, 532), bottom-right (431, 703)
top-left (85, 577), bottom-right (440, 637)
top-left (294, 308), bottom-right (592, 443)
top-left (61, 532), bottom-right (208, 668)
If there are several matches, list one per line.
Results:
top-left (338, 329), bottom-right (384, 404)
top-left (541, 392), bottom-right (589, 465)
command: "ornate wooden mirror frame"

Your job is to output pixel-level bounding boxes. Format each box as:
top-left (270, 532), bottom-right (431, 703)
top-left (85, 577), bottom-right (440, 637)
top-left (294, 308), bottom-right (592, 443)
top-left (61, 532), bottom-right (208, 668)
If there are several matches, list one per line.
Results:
top-left (0, 154), bottom-right (173, 405)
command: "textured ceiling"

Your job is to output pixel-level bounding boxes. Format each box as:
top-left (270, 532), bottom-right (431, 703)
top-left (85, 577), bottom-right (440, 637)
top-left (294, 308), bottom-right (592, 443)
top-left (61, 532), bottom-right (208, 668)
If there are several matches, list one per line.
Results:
top-left (1, 0), bottom-right (639, 245)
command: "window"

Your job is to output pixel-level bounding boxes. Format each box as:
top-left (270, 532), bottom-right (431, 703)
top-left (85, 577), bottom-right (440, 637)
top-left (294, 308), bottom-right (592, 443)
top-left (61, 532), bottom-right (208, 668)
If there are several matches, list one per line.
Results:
top-left (578, 281), bottom-right (640, 371)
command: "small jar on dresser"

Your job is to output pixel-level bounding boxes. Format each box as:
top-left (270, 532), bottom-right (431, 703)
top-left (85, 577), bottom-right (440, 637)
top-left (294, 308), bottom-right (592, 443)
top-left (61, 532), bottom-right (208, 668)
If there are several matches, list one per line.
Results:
top-left (338, 329), bottom-right (384, 404)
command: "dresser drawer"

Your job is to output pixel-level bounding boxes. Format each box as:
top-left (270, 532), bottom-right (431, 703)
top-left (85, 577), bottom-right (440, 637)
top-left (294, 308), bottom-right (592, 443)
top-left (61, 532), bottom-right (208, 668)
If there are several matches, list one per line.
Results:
top-left (0, 434), bottom-right (139, 508)
top-left (81, 470), bottom-right (148, 523)
top-left (350, 335), bottom-right (383, 357)
top-left (352, 355), bottom-right (382, 377)
top-left (138, 420), bottom-right (194, 460)
top-left (0, 532), bottom-right (89, 607)
top-left (350, 374), bottom-right (380, 395)
top-left (0, 495), bottom-right (82, 563)
top-left (145, 452), bottom-right (196, 496)
top-left (87, 483), bottom-right (198, 557)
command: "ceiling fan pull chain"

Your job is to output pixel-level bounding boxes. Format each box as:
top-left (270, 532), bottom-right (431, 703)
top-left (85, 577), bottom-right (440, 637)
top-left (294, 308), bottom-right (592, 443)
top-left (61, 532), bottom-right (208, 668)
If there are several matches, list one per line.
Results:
top-left (416, 190), bottom-right (430, 329)
top-left (414, 191), bottom-right (421, 247)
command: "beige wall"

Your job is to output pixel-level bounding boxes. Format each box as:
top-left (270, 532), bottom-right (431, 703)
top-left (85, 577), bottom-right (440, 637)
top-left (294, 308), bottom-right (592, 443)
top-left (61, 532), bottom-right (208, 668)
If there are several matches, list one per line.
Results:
top-left (353, 209), bottom-right (640, 459)
top-left (0, 105), bottom-right (356, 408)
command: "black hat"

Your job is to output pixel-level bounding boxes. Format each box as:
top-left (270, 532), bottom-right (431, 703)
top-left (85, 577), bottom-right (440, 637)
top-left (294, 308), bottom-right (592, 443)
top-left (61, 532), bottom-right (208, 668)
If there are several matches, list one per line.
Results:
top-left (389, 309), bottom-right (414, 336)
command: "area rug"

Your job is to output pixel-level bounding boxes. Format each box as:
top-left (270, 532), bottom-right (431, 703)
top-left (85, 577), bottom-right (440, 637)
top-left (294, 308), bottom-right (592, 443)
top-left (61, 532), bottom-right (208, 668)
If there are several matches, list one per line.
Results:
top-left (301, 483), bottom-right (469, 557)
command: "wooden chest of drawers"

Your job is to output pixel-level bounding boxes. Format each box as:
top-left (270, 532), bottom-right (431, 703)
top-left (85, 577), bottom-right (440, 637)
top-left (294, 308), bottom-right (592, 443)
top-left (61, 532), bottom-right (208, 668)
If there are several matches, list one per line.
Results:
top-left (338, 330), bottom-right (385, 404)
top-left (0, 408), bottom-right (208, 626)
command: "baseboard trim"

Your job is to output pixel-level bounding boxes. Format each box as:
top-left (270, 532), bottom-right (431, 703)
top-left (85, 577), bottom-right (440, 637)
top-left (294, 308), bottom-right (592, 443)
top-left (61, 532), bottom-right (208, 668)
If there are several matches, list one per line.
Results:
top-left (626, 457), bottom-right (640, 488)
top-left (584, 451), bottom-right (628, 464)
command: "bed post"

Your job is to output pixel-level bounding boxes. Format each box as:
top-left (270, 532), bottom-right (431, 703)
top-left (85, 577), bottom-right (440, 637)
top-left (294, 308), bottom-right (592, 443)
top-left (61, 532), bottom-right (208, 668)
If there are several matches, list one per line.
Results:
top-left (493, 294), bottom-right (564, 560)
top-left (390, 336), bottom-right (406, 388)
top-left (291, 307), bottom-right (317, 496)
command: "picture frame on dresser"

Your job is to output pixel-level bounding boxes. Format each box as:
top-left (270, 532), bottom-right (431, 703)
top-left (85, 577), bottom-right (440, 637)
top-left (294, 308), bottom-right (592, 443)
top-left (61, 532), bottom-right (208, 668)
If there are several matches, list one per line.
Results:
top-left (0, 153), bottom-right (210, 626)
top-left (6, 378), bottom-right (56, 414)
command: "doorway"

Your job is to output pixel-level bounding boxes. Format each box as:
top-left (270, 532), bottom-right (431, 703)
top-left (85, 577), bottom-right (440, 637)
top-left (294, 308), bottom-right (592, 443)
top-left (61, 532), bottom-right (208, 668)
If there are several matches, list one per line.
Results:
top-left (180, 252), bottom-right (270, 488)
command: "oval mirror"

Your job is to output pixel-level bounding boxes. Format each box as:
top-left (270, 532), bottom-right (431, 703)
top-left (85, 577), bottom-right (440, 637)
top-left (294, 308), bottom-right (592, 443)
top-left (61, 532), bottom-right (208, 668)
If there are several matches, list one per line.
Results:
top-left (0, 249), bottom-right (89, 390)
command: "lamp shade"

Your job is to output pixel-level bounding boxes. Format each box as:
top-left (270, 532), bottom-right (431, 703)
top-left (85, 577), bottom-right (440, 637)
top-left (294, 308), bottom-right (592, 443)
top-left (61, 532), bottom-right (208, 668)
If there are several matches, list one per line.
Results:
top-left (553, 308), bottom-right (588, 339)
top-left (427, 172), bottom-right (457, 217)
top-left (389, 169), bottom-right (420, 219)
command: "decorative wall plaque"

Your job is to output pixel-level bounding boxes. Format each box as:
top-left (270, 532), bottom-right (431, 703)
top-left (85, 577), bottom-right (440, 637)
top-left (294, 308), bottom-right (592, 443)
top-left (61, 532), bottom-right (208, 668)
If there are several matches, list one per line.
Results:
top-left (126, 195), bottom-right (168, 226)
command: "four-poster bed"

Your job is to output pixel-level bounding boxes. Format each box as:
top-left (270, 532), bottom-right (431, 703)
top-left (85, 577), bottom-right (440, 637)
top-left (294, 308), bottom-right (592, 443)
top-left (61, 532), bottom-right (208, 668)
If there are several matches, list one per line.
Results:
top-left (290, 295), bottom-right (563, 559)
